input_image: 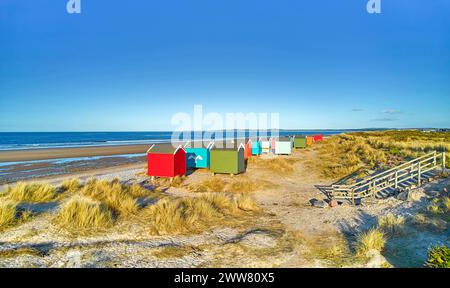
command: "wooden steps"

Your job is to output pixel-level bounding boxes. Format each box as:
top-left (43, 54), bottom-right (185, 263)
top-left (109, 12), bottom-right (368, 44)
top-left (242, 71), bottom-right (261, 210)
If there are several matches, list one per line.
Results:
top-left (330, 151), bottom-right (446, 204)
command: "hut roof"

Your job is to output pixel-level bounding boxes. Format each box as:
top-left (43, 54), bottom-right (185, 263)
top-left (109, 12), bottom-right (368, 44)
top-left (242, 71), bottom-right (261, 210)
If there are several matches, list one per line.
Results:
top-left (211, 141), bottom-right (245, 151)
top-left (276, 137), bottom-right (291, 142)
top-left (184, 141), bottom-right (213, 149)
top-left (147, 143), bottom-right (184, 154)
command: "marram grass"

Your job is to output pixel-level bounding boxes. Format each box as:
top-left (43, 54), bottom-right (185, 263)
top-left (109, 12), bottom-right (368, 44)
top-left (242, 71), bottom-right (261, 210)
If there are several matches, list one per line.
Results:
top-left (5, 182), bottom-right (58, 203)
top-left (0, 200), bottom-right (18, 230)
top-left (355, 228), bottom-right (386, 256)
top-left (378, 213), bottom-right (405, 236)
top-left (142, 193), bottom-right (260, 235)
top-left (54, 195), bottom-right (113, 232)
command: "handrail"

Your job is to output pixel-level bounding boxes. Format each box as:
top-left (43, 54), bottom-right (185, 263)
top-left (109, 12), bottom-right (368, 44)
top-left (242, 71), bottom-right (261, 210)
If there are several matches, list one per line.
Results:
top-left (337, 151), bottom-right (437, 189)
top-left (331, 151), bottom-right (444, 201)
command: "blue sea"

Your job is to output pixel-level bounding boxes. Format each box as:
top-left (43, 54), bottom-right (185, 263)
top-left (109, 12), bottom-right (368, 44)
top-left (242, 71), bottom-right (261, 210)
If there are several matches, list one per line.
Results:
top-left (0, 130), bottom-right (370, 151)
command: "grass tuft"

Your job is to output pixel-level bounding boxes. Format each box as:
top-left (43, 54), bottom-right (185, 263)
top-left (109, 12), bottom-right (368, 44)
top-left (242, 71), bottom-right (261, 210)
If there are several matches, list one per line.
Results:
top-left (5, 182), bottom-right (58, 203)
top-left (236, 193), bottom-right (261, 212)
top-left (188, 177), bottom-right (274, 193)
top-left (141, 193), bottom-right (259, 235)
top-left (79, 179), bottom-right (149, 218)
top-left (54, 195), bottom-right (113, 232)
top-left (378, 213), bottom-right (405, 236)
top-left (0, 200), bottom-right (18, 230)
top-left (355, 228), bottom-right (386, 256)
top-left (61, 178), bottom-right (81, 193)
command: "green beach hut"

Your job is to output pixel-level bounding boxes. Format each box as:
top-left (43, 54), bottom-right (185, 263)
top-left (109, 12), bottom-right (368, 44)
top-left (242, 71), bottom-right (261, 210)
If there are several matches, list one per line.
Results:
top-left (293, 135), bottom-right (307, 149)
top-left (210, 142), bottom-right (246, 175)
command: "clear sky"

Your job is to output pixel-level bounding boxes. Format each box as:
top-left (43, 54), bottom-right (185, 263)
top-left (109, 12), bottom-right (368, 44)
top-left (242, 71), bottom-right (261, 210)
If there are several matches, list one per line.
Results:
top-left (1, 0), bottom-right (449, 131)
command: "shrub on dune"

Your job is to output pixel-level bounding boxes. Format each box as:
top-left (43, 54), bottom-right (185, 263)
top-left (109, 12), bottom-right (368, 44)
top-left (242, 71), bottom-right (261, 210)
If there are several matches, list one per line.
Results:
top-left (5, 182), bottom-right (58, 203)
top-left (54, 195), bottom-right (113, 232)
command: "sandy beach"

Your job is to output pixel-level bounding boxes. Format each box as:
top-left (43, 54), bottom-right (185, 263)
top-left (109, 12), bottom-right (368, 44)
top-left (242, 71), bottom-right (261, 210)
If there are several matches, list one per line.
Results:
top-left (0, 144), bottom-right (151, 163)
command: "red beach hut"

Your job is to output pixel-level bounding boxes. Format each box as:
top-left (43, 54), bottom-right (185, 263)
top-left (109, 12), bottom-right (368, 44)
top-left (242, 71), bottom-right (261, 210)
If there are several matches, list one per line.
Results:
top-left (147, 143), bottom-right (186, 178)
top-left (313, 134), bottom-right (324, 142)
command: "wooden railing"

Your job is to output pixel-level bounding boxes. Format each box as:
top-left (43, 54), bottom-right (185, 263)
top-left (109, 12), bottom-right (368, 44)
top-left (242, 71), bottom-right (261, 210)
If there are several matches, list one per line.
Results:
top-left (331, 151), bottom-right (446, 204)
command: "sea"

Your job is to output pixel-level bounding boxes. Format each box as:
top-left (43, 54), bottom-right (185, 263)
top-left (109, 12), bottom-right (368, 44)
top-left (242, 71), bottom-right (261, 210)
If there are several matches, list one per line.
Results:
top-left (0, 130), bottom-right (372, 151)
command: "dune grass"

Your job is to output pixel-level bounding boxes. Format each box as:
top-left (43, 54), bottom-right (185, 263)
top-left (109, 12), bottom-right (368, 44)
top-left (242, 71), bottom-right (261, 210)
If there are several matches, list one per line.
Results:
top-left (150, 175), bottom-right (187, 188)
top-left (355, 228), bottom-right (386, 256)
top-left (0, 200), bottom-right (35, 231)
top-left (236, 193), bottom-right (261, 212)
top-left (141, 193), bottom-right (260, 235)
top-left (378, 213), bottom-right (405, 236)
top-left (313, 130), bottom-right (449, 180)
top-left (61, 178), bottom-right (81, 193)
top-left (0, 200), bottom-right (18, 230)
top-left (54, 195), bottom-right (114, 232)
top-left (188, 177), bottom-right (274, 193)
top-left (79, 178), bottom-right (150, 218)
top-left (248, 157), bottom-right (296, 174)
top-left (412, 213), bottom-right (447, 232)
top-left (4, 182), bottom-right (58, 203)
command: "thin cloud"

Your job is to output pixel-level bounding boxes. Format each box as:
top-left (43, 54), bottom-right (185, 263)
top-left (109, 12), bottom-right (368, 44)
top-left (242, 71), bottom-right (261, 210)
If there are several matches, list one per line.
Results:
top-left (351, 108), bottom-right (364, 112)
top-left (381, 109), bottom-right (402, 115)
top-left (371, 117), bottom-right (399, 122)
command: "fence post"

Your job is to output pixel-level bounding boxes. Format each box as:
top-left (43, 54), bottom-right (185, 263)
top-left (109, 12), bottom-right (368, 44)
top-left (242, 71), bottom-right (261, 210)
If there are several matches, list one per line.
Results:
top-left (434, 151), bottom-right (437, 167)
top-left (395, 171), bottom-right (398, 189)
top-left (443, 151), bottom-right (446, 174)
top-left (351, 190), bottom-right (355, 206)
top-left (418, 162), bottom-right (422, 186)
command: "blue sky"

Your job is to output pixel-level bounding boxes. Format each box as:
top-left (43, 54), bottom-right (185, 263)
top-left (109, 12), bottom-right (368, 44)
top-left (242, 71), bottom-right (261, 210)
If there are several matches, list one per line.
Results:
top-left (1, 0), bottom-right (449, 131)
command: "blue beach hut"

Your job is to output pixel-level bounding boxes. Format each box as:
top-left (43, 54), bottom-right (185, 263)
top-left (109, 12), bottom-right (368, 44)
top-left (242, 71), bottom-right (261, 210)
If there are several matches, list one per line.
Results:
top-left (251, 138), bottom-right (262, 155)
top-left (184, 141), bottom-right (214, 169)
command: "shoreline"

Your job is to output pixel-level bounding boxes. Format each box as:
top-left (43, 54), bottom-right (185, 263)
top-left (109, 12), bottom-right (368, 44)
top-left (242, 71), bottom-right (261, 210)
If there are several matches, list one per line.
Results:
top-left (0, 144), bottom-right (152, 163)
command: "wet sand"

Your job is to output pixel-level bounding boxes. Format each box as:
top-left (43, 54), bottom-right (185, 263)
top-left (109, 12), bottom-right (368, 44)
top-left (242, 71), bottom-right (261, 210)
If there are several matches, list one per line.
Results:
top-left (0, 144), bottom-right (151, 163)
top-left (0, 155), bottom-right (147, 184)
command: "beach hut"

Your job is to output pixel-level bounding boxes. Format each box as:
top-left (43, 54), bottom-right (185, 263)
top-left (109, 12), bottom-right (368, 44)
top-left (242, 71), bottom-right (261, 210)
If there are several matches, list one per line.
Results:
top-left (147, 143), bottom-right (186, 178)
top-left (184, 141), bottom-right (214, 169)
top-left (260, 137), bottom-right (271, 154)
top-left (251, 138), bottom-right (262, 155)
top-left (306, 136), bottom-right (314, 146)
top-left (210, 142), bottom-right (246, 175)
top-left (274, 137), bottom-right (292, 155)
top-left (313, 134), bottom-right (324, 142)
top-left (293, 136), bottom-right (307, 149)
top-left (236, 138), bottom-right (252, 160)
top-left (271, 137), bottom-right (276, 153)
